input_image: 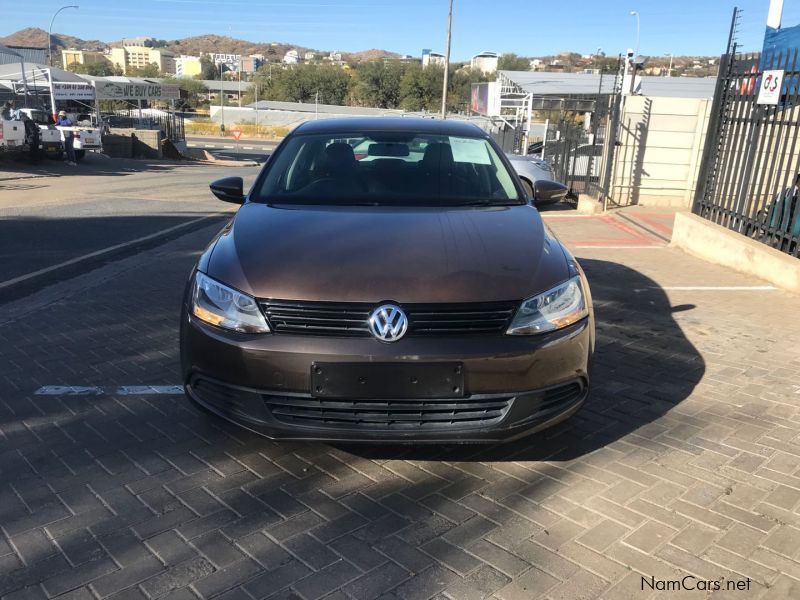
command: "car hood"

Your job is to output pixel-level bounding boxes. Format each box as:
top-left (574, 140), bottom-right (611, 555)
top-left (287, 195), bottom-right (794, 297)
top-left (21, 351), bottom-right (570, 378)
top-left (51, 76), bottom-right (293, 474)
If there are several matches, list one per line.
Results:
top-left (206, 202), bottom-right (569, 303)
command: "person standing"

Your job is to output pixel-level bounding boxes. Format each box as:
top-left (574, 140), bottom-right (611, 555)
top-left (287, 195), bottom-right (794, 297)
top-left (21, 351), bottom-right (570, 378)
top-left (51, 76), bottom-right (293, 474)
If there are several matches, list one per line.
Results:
top-left (56, 110), bottom-right (76, 166)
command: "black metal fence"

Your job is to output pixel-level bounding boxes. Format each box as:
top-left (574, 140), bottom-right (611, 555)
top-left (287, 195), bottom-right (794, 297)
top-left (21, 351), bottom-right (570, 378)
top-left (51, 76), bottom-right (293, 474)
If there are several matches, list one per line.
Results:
top-left (104, 108), bottom-right (185, 143)
top-left (694, 47), bottom-right (800, 257)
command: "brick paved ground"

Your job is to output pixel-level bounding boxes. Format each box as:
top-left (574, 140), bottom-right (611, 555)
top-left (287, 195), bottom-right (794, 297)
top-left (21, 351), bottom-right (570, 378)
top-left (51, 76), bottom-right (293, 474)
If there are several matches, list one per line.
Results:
top-left (1, 211), bottom-right (799, 599)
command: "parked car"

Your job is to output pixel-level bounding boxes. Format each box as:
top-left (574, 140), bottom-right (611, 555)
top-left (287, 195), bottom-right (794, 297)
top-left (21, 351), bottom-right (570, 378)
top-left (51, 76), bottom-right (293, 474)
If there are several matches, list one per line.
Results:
top-left (505, 152), bottom-right (568, 205)
top-left (17, 108), bottom-right (64, 158)
top-left (180, 117), bottom-right (594, 444)
top-left (0, 116), bottom-right (26, 156)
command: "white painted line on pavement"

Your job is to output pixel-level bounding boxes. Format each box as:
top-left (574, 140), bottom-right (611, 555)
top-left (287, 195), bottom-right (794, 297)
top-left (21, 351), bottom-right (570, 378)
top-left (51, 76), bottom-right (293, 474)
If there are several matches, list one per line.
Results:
top-left (573, 245), bottom-right (667, 249)
top-left (35, 385), bottom-right (183, 396)
top-left (653, 285), bottom-right (777, 291)
top-left (0, 214), bottom-right (227, 291)
top-left (223, 145), bottom-right (234, 149)
top-left (35, 386), bottom-right (104, 395)
top-left (204, 144), bottom-right (214, 148)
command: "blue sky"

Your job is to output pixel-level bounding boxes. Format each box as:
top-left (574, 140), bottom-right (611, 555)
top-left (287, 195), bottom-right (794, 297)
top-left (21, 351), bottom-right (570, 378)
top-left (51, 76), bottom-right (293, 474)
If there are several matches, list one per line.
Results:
top-left (4, 0), bottom-right (800, 59)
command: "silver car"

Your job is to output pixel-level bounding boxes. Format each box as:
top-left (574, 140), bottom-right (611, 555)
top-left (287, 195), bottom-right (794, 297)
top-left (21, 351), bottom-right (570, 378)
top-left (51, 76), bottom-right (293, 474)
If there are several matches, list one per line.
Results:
top-left (505, 153), bottom-right (567, 205)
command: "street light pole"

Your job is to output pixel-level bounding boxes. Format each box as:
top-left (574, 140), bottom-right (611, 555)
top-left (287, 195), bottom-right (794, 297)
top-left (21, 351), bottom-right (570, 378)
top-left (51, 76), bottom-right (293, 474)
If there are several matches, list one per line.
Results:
top-left (630, 10), bottom-right (640, 60)
top-left (440, 0), bottom-right (454, 119)
top-left (665, 53), bottom-right (673, 77)
top-left (48, 5), bottom-right (79, 67)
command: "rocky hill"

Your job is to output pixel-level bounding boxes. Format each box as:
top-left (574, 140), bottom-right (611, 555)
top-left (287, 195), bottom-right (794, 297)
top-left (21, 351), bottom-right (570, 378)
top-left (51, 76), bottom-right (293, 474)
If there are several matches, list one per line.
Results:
top-left (0, 28), bottom-right (400, 62)
top-left (0, 27), bottom-right (106, 52)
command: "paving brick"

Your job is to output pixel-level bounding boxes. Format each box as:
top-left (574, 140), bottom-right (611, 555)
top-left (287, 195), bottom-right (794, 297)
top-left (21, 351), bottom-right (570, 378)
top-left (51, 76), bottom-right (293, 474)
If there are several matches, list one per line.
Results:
top-left (283, 533), bottom-right (339, 570)
top-left (387, 565), bottom-right (460, 600)
top-left (41, 557), bottom-right (119, 597)
top-left (192, 531), bottom-right (245, 569)
top-left (375, 537), bottom-right (435, 574)
top-left (623, 521), bottom-right (677, 554)
top-left (244, 559), bottom-right (311, 599)
top-left (466, 540), bottom-right (531, 578)
top-left (139, 557), bottom-right (215, 598)
top-left (421, 538), bottom-right (481, 576)
top-left (9, 529), bottom-right (57, 566)
top-left (328, 535), bottom-right (385, 572)
top-left (90, 555), bottom-right (164, 598)
top-left (342, 562), bottom-right (410, 599)
top-left (495, 567), bottom-right (559, 600)
top-left (577, 519), bottom-right (631, 552)
top-left (144, 531), bottom-right (198, 567)
top-left (191, 558), bottom-right (262, 599)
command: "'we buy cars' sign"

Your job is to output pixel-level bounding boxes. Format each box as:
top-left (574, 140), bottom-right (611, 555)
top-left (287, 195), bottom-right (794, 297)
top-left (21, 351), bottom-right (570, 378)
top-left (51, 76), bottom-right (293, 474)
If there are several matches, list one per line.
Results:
top-left (94, 81), bottom-right (181, 101)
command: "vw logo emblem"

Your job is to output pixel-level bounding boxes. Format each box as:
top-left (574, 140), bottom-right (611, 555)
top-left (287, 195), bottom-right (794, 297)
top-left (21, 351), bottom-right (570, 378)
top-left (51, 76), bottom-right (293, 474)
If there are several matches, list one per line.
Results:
top-left (368, 304), bottom-right (408, 342)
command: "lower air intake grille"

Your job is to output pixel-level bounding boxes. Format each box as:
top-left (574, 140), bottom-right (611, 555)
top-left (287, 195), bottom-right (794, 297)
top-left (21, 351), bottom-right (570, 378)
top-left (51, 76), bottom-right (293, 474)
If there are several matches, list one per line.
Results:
top-left (264, 395), bottom-right (513, 430)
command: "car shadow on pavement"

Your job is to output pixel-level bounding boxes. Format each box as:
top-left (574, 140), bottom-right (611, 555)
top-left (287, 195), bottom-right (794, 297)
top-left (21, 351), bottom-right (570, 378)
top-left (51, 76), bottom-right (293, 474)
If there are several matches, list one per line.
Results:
top-left (0, 155), bottom-right (231, 180)
top-left (0, 252), bottom-right (709, 598)
top-left (339, 258), bottom-right (706, 463)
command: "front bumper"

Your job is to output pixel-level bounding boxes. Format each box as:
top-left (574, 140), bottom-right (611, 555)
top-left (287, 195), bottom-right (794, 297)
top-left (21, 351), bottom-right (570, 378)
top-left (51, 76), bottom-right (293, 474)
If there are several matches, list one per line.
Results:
top-left (180, 313), bottom-right (593, 443)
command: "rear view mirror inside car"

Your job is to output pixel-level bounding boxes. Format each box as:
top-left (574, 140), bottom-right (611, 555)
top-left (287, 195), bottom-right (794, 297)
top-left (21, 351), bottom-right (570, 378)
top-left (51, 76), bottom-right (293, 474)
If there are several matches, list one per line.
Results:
top-left (367, 143), bottom-right (410, 157)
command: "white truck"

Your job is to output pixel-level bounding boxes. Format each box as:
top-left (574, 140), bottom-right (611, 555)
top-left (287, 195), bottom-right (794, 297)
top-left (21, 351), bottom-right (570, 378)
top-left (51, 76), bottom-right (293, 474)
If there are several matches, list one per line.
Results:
top-left (17, 108), bottom-right (64, 158)
top-left (0, 117), bottom-right (28, 156)
top-left (57, 112), bottom-right (103, 160)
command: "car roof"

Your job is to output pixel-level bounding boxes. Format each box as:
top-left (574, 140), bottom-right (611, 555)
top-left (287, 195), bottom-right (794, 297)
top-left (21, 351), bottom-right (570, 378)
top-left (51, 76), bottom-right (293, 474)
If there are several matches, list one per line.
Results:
top-left (293, 117), bottom-right (488, 138)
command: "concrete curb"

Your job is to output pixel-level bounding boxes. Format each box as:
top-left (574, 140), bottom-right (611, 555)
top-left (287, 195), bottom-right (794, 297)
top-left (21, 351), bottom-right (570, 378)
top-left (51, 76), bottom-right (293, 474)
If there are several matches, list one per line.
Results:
top-left (670, 212), bottom-right (800, 295)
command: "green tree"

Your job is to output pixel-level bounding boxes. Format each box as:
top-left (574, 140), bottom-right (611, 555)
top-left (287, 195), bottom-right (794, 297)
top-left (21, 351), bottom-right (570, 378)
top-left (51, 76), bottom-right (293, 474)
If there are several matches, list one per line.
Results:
top-left (399, 63), bottom-right (443, 112)
top-left (67, 61), bottom-right (121, 77)
top-left (127, 63), bottom-right (160, 77)
top-left (349, 61), bottom-right (405, 108)
top-left (199, 55), bottom-right (219, 80)
top-left (161, 77), bottom-right (207, 109)
top-left (245, 64), bottom-right (352, 105)
top-left (497, 53), bottom-right (530, 71)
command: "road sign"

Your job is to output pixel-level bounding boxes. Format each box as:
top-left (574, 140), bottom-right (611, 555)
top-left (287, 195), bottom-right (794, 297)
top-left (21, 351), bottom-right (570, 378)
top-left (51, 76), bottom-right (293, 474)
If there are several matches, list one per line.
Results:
top-left (231, 129), bottom-right (242, 141)
top-left (758, 69), bottom-right (784, 105)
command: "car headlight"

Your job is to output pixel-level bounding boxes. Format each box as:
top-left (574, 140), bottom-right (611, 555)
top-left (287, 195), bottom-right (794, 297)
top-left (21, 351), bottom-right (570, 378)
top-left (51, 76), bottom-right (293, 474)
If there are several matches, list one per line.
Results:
top-left (191, 272), bottom-right (270, 333)
top-left (507, 276), bottom-right (588, 335)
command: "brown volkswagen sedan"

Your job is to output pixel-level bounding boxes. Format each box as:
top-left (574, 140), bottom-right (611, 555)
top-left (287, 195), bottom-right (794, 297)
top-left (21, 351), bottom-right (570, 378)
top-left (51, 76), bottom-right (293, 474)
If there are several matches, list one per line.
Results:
top-left (180, 118), bottom-right (594, 443)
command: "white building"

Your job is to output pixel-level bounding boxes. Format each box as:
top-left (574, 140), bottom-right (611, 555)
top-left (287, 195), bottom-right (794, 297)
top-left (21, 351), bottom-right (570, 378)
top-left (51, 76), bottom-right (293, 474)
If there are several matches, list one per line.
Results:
top-left (422, 49), bottom-right (446, 68)
top-left (304, 51), bottom-right (317, 61)
top-left (283, 49), bottom-right (299, 64)
top-left (471, 51), bottom-right (498, 74)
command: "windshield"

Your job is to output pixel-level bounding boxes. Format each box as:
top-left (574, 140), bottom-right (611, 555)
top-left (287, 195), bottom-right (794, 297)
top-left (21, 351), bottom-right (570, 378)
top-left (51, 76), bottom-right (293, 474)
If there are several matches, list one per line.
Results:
top-left (252, 132), bottom-right (522, 206)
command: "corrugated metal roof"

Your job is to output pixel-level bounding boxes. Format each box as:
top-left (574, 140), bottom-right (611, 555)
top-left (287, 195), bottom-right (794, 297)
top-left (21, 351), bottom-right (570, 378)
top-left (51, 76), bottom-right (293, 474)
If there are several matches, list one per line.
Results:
top-left (499, 70), bottom-right (718, 99)
top-left (249, 100), bottom-right (402, 115)
top-left (0, 45), bottom-right (47, 65)
top-left (0, 62), bottom-right (87, 83)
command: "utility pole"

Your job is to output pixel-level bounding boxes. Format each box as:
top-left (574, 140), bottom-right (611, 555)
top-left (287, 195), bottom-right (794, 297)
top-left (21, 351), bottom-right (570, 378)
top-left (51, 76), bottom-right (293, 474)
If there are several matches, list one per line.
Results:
top-left (440, 0), bottom-right (454, 119)
top-left (219, 63), bottom-right (225, 135)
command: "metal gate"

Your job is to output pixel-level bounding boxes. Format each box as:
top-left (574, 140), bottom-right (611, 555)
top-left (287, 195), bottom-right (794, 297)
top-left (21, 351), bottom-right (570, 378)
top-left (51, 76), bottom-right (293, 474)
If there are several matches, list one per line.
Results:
top-left (694, 21), bottom-right (800, 257)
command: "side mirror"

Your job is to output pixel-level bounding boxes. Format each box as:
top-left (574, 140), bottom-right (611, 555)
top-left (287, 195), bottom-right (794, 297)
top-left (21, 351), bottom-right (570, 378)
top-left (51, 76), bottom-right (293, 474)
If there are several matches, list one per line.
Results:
top-left (210, 177), bottom-right (245, 204)
top-left (532, 179), bottom-right (568, 206)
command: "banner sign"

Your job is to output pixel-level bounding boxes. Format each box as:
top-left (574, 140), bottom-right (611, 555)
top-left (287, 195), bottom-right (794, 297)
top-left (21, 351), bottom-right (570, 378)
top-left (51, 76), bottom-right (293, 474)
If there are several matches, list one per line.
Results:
top-left (52, 82), bottom-right (96, 101)
top-left (94, 81), bottom-right (181, 100)
top-left (758, 70), bottom-right (785, 104)
top-left (470, 82), bottom-right (500, 117)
